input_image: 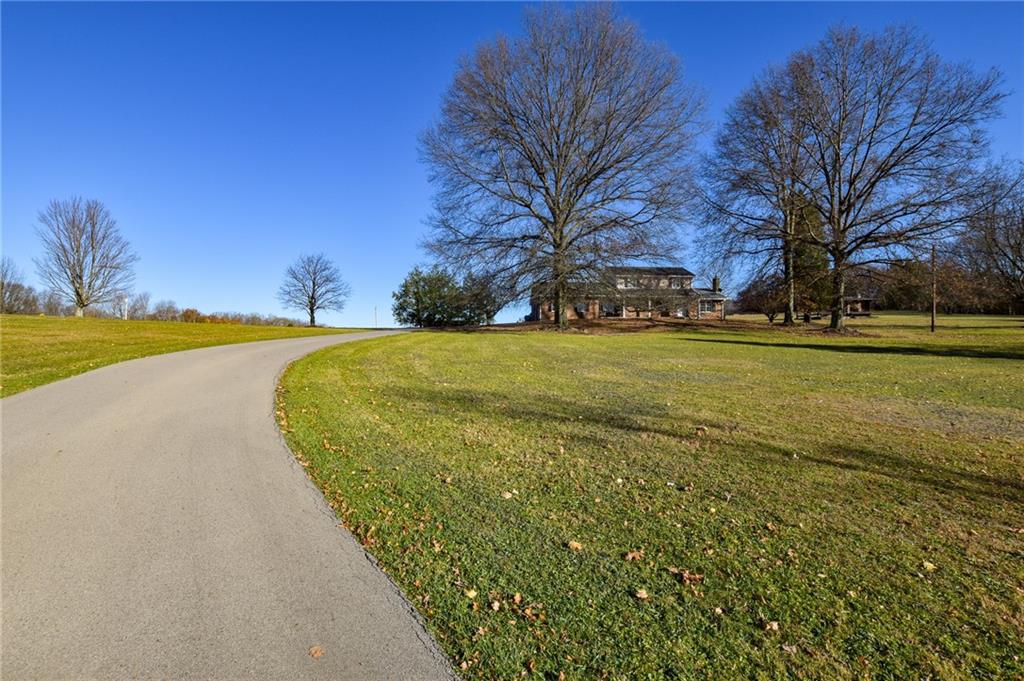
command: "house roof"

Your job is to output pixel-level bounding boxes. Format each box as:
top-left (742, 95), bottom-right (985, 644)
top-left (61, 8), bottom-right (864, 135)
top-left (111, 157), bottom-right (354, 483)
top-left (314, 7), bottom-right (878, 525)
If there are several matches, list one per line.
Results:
top-left (607, 266), bottom-right (695, 277)
top-left (693, 287), bottom-right (728, 300)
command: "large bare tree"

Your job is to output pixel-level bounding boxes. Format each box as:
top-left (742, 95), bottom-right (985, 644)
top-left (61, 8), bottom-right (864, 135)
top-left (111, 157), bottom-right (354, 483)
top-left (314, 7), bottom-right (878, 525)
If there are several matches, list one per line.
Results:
top-left (277, 253), bottom-right (351, 327)
top-left (34, 197), bottom-right (138, 317)
top-left (421, 4), bottom-right (704, 328)
top-left (702, 65), bottom-right (814, 325)
top-left (786, 26), bottom-right (1006, 329)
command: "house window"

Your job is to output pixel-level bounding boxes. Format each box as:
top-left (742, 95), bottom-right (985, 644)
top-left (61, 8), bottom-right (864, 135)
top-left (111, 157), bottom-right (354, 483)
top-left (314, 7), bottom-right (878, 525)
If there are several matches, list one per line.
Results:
top-left (670, 278), bottom-right (682, 289)
top-left (699, 300), bottom-right (716, 314)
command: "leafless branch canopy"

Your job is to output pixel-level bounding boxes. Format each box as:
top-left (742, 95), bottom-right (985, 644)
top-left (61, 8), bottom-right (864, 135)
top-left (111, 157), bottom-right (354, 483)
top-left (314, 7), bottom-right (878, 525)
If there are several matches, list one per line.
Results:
top-left (34, 197), bottom-right (138, 316)
top-left (421, 4), bottom-right (704, 324)
top-left (789, 26), bottom-right (1005, 262)
top-left (277, 253), bottom-right (351, 327)
top-left (703, 25), bottom-right (1006, 328)
top-left (962, 164), bottom-right (1024, 302)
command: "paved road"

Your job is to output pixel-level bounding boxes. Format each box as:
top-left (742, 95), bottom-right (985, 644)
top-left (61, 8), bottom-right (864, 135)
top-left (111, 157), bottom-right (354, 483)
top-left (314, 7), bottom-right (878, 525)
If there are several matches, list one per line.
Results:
top-left (1, 331), bottom-right (452, 680)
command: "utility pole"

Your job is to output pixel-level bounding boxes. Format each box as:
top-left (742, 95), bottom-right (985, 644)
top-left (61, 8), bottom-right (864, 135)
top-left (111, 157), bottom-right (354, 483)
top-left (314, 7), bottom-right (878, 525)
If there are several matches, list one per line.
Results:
top-left (930, 244), bottom-right (937, 333)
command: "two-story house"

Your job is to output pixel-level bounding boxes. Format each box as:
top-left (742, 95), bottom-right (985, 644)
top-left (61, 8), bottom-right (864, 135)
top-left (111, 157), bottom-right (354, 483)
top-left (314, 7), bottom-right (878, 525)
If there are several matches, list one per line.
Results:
top-left (527, 266), bottom-right (728, 322)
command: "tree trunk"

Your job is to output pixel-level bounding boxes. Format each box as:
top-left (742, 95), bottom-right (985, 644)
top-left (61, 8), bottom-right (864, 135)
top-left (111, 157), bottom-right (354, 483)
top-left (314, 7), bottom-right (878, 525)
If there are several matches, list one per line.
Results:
top-left (554, 282), bottom-right (568, 330)
top-left (783, 233), bottom-right (795, 325)
top-left (308, 309), bottom-right (316, 327)
top-left (828, 260), bottom-right (845, 330)
top-left (74, 306), bottom-right (84, 318)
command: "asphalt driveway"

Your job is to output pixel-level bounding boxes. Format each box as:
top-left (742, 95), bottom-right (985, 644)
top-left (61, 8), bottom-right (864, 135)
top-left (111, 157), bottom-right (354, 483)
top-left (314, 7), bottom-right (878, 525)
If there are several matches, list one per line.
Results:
top-left (1, 330), bottom-right (452, 679)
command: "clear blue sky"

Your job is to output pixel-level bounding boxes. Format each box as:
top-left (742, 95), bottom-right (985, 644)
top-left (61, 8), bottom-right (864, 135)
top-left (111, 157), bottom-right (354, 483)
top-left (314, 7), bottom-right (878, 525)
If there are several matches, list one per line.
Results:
top-left (3, 2), bottom-right (1021, 326)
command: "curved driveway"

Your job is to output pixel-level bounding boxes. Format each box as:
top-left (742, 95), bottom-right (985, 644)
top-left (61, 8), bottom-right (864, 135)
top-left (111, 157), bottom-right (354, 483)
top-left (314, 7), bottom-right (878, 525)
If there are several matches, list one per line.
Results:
top-left (1, 330), bottom-right (452, 679)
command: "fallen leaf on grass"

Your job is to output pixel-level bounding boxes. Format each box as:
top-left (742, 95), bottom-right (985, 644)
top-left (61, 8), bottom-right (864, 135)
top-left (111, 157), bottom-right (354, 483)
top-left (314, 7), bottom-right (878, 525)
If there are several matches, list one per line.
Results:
top-left (624, 549), bottom-right (645, 561)
top-left (490, 600), bottom-right (501, 611)
top-left (782, 644), bottom-right (798, 654)
top-left (464, 589), bottom-right (478, 599)
top-left (567, 540), bottom-right (583, 552)
top-left (667, 567), bottom-right (704, 585)
top-left (923, 560), bottom-right (937, 572)
top-left (765, 621), bottom-right (780, 632)
top-left (308, 645), bottom-right (324, 659)
top-left (501, 491), bottom-right (513, 500)
top-left (634, 589), bottom-right (649, 601)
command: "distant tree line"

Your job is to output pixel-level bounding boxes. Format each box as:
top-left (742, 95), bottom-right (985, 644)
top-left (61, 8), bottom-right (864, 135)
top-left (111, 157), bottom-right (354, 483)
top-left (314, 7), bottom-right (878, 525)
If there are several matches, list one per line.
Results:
top-left (0, 262), bottom-right (309, 325)
top-left (4, 196), bottom-right (351, 327)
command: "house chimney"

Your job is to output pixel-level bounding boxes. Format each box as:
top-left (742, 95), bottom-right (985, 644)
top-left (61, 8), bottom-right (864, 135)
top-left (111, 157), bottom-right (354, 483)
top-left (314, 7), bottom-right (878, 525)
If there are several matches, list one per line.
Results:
top-left (712, 276), bottom-right (720, 293)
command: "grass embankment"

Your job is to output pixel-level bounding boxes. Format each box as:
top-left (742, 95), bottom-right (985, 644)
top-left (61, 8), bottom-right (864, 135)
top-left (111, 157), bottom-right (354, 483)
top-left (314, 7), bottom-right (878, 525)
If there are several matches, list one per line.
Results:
top-left (279, 313), bottom-right (1023, 679)
top-left (0, 314), bottom-right (357, 397)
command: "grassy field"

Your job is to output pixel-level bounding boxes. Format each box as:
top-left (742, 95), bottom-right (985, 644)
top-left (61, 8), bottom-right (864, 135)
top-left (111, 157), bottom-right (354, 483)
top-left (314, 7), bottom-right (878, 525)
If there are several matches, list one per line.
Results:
top-left (0, 315), bottom-right (357, 397)
top-left (279, 313), bottom-right (1023, 679)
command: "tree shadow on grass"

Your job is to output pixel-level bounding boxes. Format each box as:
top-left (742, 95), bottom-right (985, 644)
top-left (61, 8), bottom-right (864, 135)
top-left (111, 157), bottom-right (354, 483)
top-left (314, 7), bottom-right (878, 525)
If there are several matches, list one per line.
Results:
top-left (802, 444), bottom-right (1023, 505)
top-left (378, 382), bottom-right (726, 447)
top-left (674, 337), bottom-right (1024, 361)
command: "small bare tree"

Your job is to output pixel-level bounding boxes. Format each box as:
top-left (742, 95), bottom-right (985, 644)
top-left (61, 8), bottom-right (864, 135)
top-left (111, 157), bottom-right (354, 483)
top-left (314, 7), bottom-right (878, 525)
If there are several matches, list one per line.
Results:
top-left (421, 4), bottom-right (704, 328)
top-left (787, 26), bottom-right (1006, 329)
top-left (150, 300), bottom-right (180, 321)
top-left (277, 253), bottom-right (351, 327)
top-left (34, 197), bottom-right (138, 317)
top-left (1, 257), bottom-right (40, 314)
top-left (127, 292), bottom-right (151, 320)
top-left (1, 256), bottom-right (23, 313)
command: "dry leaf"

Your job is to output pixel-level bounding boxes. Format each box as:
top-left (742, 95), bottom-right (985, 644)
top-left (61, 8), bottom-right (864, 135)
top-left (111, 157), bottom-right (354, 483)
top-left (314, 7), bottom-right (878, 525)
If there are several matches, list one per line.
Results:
top-left (923, 560), bottom-right (937, 572)
top-left (464, 589), bottom-right (478, 599)
top-left (513, 593), bottom-right (523, 605)
top-left (490, 600), bottom-right (501, 611)
top-left (308, 645), bottom-right (324, 659)
top-left (624, 549), bottom-right (645, 561)
top-left (567, 540), bottom-right (583, 552)
top-left (634, 589), bottom-right (649, 601)
top-left (765, 621), bottom-right (780, 632)
top-left (501, 491), bottom-right (513, 500)
top-left (782, 644), bottom-right (798, 654)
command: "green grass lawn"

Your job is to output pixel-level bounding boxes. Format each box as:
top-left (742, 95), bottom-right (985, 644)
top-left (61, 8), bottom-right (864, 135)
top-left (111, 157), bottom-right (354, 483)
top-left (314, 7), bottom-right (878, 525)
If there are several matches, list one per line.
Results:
top-left (0, 314), bottom-right (357, 397)
top-left (279, 313), bottom-right (1023, 679)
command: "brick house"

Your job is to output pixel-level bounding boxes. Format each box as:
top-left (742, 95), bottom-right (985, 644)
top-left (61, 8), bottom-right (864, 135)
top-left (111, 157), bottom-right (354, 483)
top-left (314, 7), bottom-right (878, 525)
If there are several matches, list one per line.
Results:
top-left (527, 266), bottom-right (728, 322)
